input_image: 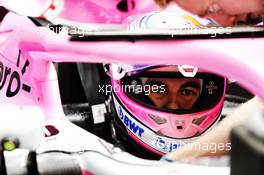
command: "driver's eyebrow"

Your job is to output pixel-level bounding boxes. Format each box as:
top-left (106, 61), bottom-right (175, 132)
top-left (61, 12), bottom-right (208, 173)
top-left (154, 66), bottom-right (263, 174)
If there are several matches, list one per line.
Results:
top-left (180, 81), bottom-right (201, 89)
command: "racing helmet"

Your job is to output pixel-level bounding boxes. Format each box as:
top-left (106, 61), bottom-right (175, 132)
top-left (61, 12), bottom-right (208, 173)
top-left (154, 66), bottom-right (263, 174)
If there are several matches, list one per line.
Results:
top-left (109, 64), bottom-right (226, 155)
top-left (128, 11), bottom-right (216, 29)
top-left (108, 12), bottom-right (225, 156)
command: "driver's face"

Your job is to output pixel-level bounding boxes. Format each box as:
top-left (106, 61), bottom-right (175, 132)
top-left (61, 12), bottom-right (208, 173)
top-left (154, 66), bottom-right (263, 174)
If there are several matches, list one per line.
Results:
top-left (147, 78), bottom-right (201, 110)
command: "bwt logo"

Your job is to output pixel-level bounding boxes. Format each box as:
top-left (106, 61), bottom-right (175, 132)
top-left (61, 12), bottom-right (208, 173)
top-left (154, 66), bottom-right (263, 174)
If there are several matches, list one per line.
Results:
top-left (117, 106), bottom-right (144, 137)
top-left (0, 50), bottom-right (31, 97)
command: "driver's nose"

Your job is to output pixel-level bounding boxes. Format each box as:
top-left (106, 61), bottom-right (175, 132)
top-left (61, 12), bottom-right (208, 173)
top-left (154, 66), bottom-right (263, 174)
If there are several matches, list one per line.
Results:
top-left (166, 90), bottom-right (180, 110)
top-left (166, 100), bottom-right (179, 110)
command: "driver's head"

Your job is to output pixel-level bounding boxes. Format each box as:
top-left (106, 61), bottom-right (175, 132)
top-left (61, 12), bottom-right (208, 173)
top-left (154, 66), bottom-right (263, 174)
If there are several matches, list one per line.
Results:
top-left (109, 64), bottom-right (226, 155)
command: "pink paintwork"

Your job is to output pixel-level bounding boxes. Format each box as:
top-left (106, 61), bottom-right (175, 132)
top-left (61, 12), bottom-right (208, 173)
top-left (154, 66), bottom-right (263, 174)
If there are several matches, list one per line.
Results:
top-left (0, 11), bottom-right (264, 124)
top-left (82, 170), bottom-right (94, 175)
top-left (58, 0), bottom-right (157, 24)
top-left (0, 4), bottom-right (263, 175)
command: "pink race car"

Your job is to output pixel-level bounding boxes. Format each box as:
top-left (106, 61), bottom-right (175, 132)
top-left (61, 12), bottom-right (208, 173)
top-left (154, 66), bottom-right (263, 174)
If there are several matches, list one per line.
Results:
top-left (0, 0), bottom-right (263, 175)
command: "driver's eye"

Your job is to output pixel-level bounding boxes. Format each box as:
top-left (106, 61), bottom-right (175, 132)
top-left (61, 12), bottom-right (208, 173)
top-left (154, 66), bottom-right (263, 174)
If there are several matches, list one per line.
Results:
top-left (180, 89), bottom-right (194, 96)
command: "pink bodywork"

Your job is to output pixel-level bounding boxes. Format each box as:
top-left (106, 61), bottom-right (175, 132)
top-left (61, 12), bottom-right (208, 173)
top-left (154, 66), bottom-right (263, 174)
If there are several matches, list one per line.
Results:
top-left (0, 12), bottom-right (264, 124)
top-left (59, 0), bottom-right (157, 24)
